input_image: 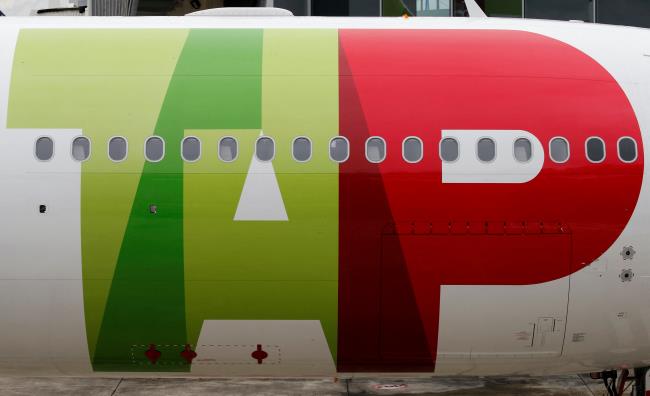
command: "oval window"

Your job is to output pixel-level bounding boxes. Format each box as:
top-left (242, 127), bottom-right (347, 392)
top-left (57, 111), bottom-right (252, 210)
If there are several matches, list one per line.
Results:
top-left (108, 137), bottom-right (127, 162)
top-left (403, 137), bottom-right (423, 163)
top-left (549, 137), bottom-right (569, 163)
top-left (366, 137), bottom-right (386, 163)
top-left (292, 137), bottom-right (312, 162)
top-left (145, 136), bottom-right (164, 162)
top-left (329, 137), bottom-right (349, 163)
top-left (440, 138), bottom-right (459, 162)
top-left (586, 137), bottom-right (605, 163)
top-left (182, 137), bottom-right (201, 162)
top-left (514, 138), bottom-right (532, 162)
top-left (35, 137), bottom-right (54, 161)
top-left (219, 137), bottom-right (238, 162)
top-left (477, 137), bottom-right (495, 162)
top-left (71, 137), bottom-right (90, 162)
top-left (256, 137), bottom-right (275, 162)
top-left (618, 137), bottom-right (637, 163)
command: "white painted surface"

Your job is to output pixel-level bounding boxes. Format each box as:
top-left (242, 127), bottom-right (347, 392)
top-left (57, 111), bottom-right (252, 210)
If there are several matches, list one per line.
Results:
top-left (441, 130), bottom-right (544, 184)
top-left (436, 280), bottom-right (569, 375)
top-left (191, 320), bottom-right (335, 376)
top-left (0, 15), bottom-right (648, 376)
top-left (234, 135), bottom-right (288, 221)
top-left (0, 25), bottom-right (90, 375)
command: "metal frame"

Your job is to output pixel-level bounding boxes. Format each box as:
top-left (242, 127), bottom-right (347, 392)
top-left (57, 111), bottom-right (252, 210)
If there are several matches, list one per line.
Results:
top-left (34, 136), bottom-right (55, 162)
top-left (402, 136), bottom-right (424, 163)
top-left (329, 136), bottom-right (350, 163)
top-left (476, 136), bottom-right (497, 164)
top-left (365, 136), bottom-right (387, 163)
top-left (617, 136), bottom-right (638, 163)
top-left (108, 136), bottom-right (128, 163)
top-left (513, 137), bottom-right (533, 164)
top-left (144, 136), bottom-right (165, 163)
top-left (218, 136), bottom-right (239, 163)
top-left (71, 136), bottom-right (92, 162)
top-left (548, 136), bottom-right (570, 164)
top-left (439, 136), bottom-right (460, 163)
top-left (181, 136), bottom-right (202, 163)
top-left (585, 136), bottom-right (606, 164)
top-left (291, 136), bottom-right (313, 163)
top-left (255, 136), bottom-right (276, 162)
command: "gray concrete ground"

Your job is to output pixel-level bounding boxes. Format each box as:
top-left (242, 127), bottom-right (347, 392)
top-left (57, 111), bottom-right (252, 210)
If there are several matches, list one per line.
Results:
top-left (0, 375), bottom-right (616, 396)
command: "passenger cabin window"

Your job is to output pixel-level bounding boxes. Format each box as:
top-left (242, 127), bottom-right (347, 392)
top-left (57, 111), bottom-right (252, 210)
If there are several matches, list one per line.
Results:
top-left (329, 137), bottom-right (349, 163)
top-left (366, 137), bottom-right (386, 163)
top-left (586, 137), bottom-right (605, 163)
top-left (145, 136), bottom-right (164, 162)
top-left (514, 138), bottom-right (532, 162)
top-left (182, 137), bottom-right (201, 162)
top-left (219, 137), bottom-right (238, 162)
top-left (477, 137), bottom-right (495, 162)
top-left (71, 137), bottom-right (90, 162)
top-left (34, 136), bottom-right (54, 161)
top-left (440, 137), bottom-right (459, 162)
top-left (256, 137), bottom-right (275, 162)
top-left (550, 137), bottom-right (569, 163)
top-left (108, 137), bottom-right (127, 162)
top-left (403, 137), bottom-right (423, 163)
top-left (618, 137), bottom-right (637, 163)
top-left (292, 137), bottom-right (312, 162)
top-left (35, 137), bottom-right (54, 161)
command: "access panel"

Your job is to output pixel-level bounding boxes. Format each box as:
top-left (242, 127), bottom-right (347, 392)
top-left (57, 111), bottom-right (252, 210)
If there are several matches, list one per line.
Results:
top-left (380, 223), bottom-right (571, 371)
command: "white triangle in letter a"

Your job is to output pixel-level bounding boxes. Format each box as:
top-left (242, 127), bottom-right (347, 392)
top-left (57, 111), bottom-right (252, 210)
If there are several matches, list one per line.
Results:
top-left (234, 141), bottom-right (288, 222)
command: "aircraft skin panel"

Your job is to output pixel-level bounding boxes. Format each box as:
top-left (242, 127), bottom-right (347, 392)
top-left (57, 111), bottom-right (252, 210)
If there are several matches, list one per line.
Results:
top-left (561, 84), bottom-right (650, 371)
top-left (190, 320), bottom-right (335, 376)
top-left (183, 28), bottom-right (338, 371)
top-left (7, 28), bottom-right (190, 363)
top-left (338, 28), bottom-right (641, 372)
top-left (0, 25), bottom-right (91, 374)
top-left (436, 279), bottom-right (570, 376)
top-left (440, 130), bottom-right (545, 184)
top-left (0, 16), bottom-right (649, 376)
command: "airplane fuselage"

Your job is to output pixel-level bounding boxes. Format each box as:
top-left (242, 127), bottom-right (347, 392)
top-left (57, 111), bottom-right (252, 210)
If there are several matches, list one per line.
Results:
top-left (0, 15), bottom-right (649, 377)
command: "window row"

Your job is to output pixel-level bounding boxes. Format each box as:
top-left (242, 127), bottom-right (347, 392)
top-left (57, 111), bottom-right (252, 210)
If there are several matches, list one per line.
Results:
top-left (33, 135), bottom-right (639, 164)
top-left (550, 136), bottom-right (638, 164)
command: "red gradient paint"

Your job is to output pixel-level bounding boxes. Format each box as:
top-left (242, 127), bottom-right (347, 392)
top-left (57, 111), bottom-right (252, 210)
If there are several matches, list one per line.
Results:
top-left (338, 30), bottom-right (643, 371)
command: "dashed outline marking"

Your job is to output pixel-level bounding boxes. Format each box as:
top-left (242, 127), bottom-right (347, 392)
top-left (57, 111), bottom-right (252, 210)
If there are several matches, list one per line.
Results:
top-left (130, 344), bottom-right (282, 366)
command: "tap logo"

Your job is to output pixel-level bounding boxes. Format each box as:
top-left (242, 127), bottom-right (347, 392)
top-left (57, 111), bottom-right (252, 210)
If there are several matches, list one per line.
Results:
top-left (338, 29), bottom-right (643, 370)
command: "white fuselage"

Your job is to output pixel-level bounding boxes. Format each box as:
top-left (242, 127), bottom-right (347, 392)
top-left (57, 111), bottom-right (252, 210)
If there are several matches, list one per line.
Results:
top-left (0, 15), bottom-right (649, 377)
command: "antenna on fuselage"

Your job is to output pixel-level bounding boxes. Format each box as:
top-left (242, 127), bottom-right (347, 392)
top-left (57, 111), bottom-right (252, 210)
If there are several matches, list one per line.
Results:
top-left (464, 0), bottom-right (487, 18)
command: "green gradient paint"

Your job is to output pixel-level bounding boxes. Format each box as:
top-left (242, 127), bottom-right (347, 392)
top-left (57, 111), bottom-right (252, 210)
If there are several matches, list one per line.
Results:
top-left (184, 29), bottom-right (339, 358)
top-left (7, 29), bottom-right (188, 362)
top-left (93, 29), bottom-right (263, 371)
top-left (8, 27), bottom-right (338, 372)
